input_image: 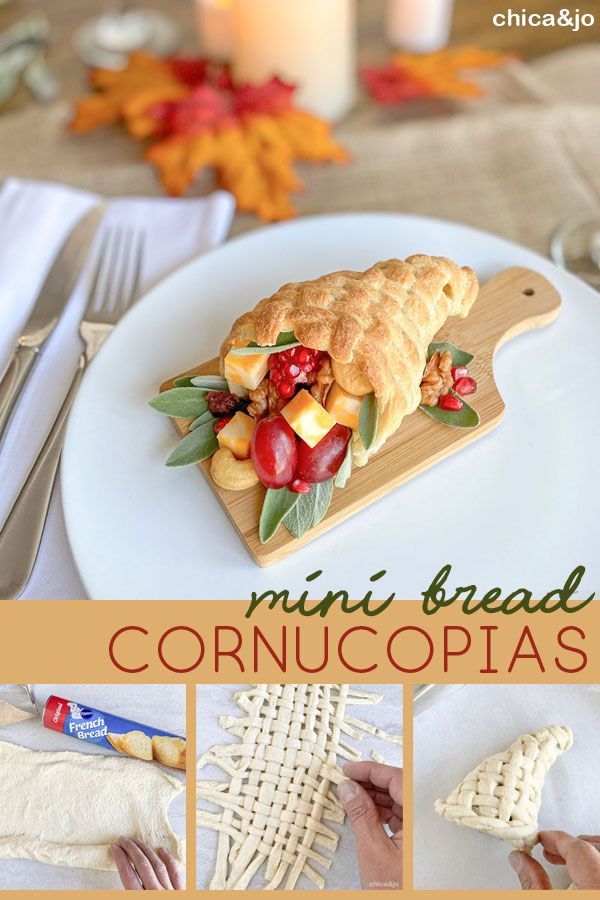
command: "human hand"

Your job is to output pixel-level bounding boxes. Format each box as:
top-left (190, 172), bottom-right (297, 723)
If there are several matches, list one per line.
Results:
top-left (509, 831), bottom-right (600, 890)
top-left (111, 836), bottom-right (184, 890)
top-left (337, 761), bottom-right (403, 890)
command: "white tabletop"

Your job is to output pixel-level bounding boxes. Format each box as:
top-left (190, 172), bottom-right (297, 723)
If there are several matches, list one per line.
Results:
top-left (197, 683), bottom-right (403, 890)
top-left (0, 683), bottom-right (186, 890)
top-left (413, 683), bottom-right (600, 890)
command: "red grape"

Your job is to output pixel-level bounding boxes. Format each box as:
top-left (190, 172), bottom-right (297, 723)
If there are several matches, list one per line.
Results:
top-left (251, 416), bottom-right (298, 489)
top-left (295, 424), bottom-right (351, 483)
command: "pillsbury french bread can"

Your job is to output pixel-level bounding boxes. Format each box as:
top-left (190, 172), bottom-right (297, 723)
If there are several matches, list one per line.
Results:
top-left (42, 695), bottom-right (186, 770)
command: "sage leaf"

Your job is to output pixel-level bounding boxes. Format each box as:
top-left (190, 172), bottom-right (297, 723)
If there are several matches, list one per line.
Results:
top-left (190, 375), bottom-right (229, 391)
top-left (427, 341), bottom-right (474, 368)
top-left (284, 480), bottom-right (334, 539)
top-left (189, 410), bottom-right (215, 430)
top-left (259, 487), bottom-right (300, 543)
top-left (230, 331), bottom-right (299, 356)
top-left (419, 392), bottom-right (480, 429)
top-left (334, 442), bottom-right (352, 488)
top-left (150, 388), bottom-right (208, 419)
top-left (174, 376), bottom-right (194, 387)
top-left (165, 422), bottom-right (218, 467)
top-left (359, 393), bottom-right (379, 450)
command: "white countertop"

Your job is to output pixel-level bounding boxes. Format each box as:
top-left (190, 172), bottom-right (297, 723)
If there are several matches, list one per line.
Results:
top-left (413, 683), bottom-right (600, 890)
top-left (196, 683), bottom-right (403, 890)
top-left (0, 683), bottom-right (186, 890)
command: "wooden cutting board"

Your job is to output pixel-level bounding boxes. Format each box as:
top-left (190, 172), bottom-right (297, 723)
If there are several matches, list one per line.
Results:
top-left (161, 267), bottom-right (560, 566)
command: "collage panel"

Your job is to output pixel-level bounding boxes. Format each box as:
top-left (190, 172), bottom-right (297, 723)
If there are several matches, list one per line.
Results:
top-left (0, 683), bottom-right (186, 890)
top-left (196, 683), bottom-right (403, 890)
top-left (413, 683), bottom-right (599, 890)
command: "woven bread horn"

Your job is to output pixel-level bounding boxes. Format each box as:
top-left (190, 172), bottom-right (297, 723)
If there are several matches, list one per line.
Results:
top-left (220, 255), bottom-right (478, 466)
top-left (434, 725), bottom-right (573, 852)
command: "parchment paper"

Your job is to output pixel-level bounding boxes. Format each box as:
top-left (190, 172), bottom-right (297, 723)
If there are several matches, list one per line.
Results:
top-left (196, 683), bottom-right (403, 890)
top-left (0, 683), bottom-right (186, 890)
top-left (413, 683), bottom-right (600, 890)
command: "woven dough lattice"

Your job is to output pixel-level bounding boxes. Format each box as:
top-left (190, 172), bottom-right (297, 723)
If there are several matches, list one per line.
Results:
top-left (434, 724), bottom-right (573, 851)
top-left (197, 684), bottom-right (401, 889)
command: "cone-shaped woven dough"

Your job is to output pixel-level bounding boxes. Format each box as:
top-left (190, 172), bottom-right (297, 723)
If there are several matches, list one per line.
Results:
top-left (220, 256), bottom-right (478, 466)
top-left (434, 725), bottom-right (573, 851)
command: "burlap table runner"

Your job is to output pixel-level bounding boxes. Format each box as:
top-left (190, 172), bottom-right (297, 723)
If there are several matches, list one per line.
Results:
top-left (1, 46), bottom-right (599, 257)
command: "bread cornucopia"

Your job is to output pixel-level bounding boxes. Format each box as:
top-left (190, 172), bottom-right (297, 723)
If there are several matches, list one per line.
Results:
top-left (151, 255), bottom-right (481, 543)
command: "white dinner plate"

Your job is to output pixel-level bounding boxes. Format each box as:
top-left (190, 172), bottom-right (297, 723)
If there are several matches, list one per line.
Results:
top-left (62, 213), bottom-right (600, 600)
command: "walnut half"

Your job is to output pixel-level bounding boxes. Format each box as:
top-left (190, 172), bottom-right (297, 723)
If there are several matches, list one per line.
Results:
top-left (420, 350), bottom-right (453, 407)
top-left (247, 379), bottom-right (286, 419)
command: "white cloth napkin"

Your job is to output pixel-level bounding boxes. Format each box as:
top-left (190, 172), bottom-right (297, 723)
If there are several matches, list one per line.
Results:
top-left (0, 178), bottom-right (235, 599)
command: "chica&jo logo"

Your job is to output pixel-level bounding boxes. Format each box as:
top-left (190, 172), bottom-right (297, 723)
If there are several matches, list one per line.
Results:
top-left (493, 8), bottom-right (595, 30)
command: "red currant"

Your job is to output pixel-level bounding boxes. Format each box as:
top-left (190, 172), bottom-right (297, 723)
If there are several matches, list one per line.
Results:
top-left (438, 394), bottom-right (463, 411)
top-left (277, 380), bottom-right (295, 399)
top-left (289, 478), bottom-right (312, 494)
top-left (453, 376), bottom-right (477, 396)
top-left (214, 416), bottom-right (232, 433)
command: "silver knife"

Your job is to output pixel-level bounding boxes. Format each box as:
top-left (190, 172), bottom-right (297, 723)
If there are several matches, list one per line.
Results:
top-left (0, 206), bottom-right (104, 447)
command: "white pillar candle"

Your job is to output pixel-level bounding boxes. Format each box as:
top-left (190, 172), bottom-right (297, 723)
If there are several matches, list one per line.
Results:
top-left (386, 0), bottom-right (454, 53)
top-left (231, 0), bottom-right (356, 122)
top-left (195, 0), bottom-right (234, 61)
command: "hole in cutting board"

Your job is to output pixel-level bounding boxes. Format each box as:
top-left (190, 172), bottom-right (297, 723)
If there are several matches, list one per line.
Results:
top-left (522, 288), bottom-right (535, 296)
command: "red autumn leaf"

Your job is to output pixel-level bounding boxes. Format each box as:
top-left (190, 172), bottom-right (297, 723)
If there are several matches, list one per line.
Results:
top-left (233, 77), bottom-right (296, 117)
top-left (169, 57), bottom-right (208, 87)
top-left (362, 64), bottom-right (433, 105)
top-left (150, 85), bottom-right (235, 136)
top-left (214, 67), bottom-right (235, 92)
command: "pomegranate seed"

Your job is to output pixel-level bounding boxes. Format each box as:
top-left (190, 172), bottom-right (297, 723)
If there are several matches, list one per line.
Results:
top-left (438, 394), bottom-right (463, 411)
top-left (277, 380), bottom-right (295, 399)
top-left (451, 366), bottom-right (468, 381)
top-left (453, 376), bottom-right (477, 396)
top-left (289, 478), bottom-right (312, 494)
top-left (284, 348), bottom-right (296, 358)
top-left (271, 369), bottom-right (283, 383)
top-left (285, 363), bottom-right (300, 378)
top-left (296, 349), bottom-right (310, 364)
top-left (214, 416), bottom-right (232, 433)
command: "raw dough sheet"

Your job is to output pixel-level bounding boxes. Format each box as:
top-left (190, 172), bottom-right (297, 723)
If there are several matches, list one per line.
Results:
top-left (196, 684), bottom-right (403, 890)
top-left (0, 684), bottom-right (186, 890)
top-left (413, 684), bottom-right (600, 890)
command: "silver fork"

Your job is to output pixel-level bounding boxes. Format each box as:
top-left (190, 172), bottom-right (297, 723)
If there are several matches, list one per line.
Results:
top-left (0, 226), bottom-right (145, 600)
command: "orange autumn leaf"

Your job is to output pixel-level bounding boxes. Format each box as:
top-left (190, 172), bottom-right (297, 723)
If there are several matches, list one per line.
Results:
top-left (397, 47), bottom-right (513, 100)
top-left (364, 46), bottom-right (514, 105)
top-left (70, 53), bottom-right (187, 134)
top-left (71, 55), bottom-right (348, 221)
top-left (146, 132), bottom-right (217, 196)
top-left (275, 110), bottom-right (351, 164)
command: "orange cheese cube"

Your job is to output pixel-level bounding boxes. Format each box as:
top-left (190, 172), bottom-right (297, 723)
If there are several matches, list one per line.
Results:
top-left (223, 347), bottom-right (269, 391)
top-left (217, 411), bottom-right (256, 459)
top-left (281, 389), bottom-right (335, 448)
top-left (325, 382), bottom-right (362, 430)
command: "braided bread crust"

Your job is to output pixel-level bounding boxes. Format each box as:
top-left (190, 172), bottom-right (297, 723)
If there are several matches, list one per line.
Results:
top-left (220, 255), bottom-right (478, 465)
top-left (434, 725), bottom-right (573, 852)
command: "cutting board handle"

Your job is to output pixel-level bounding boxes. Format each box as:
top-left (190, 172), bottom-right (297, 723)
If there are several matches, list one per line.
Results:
top-left (471, 267), bottom-right (561, 356)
